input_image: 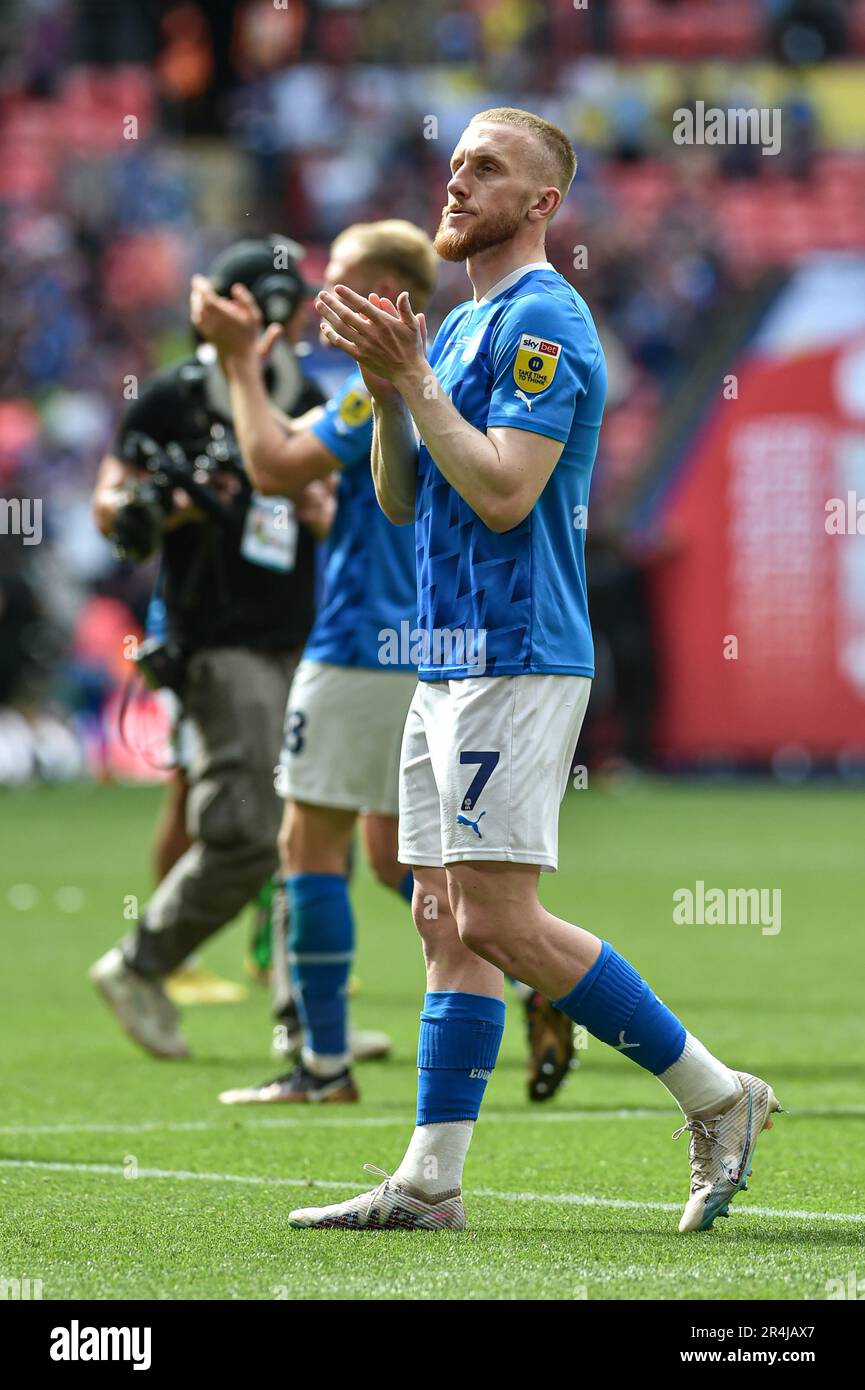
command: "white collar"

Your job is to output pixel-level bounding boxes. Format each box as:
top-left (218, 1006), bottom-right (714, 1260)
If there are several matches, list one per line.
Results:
top-left (474, 260), bottom-right (552, 306)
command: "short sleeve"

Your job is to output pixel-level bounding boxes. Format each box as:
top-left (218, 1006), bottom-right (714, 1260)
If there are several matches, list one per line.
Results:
top-left (311, 372), bottom-right (373, 470)
top-left (486, 293), bottom-right (600, 443)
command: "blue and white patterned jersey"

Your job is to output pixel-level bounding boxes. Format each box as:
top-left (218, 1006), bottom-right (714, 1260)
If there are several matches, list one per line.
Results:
top-left (305, 369), bottom-right (417, 671)
top-left (416, 262), bottom-right (606, 680)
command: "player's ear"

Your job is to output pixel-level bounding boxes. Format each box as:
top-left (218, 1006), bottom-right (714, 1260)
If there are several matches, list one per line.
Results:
top-left (528, 186), bottom-right (561, 222)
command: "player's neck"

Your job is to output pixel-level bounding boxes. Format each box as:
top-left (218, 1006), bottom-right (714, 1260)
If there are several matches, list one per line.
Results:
top-left (467, 240), bottom-right (548, 303)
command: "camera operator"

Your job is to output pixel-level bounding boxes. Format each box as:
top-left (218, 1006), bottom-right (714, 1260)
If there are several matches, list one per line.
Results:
top-left (89, 236), bottom-right (330, 1059)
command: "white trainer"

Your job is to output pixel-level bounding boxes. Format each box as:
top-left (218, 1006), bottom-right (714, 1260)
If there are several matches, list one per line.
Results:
top-left (675, 1070), bottom-right (782, 1233)
top-left (89, 948), bottom-right (189, 1059)
top-left (288, 1164), bottom-right (466, 1231)
top-left (272, 1024), bottom-right (392, 1062)
top-left (348, 1029), bottom-right (392, 1062)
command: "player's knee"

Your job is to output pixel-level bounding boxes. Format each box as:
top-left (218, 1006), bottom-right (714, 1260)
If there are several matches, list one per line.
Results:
top-left (453, 903), bottom-right (498, 961)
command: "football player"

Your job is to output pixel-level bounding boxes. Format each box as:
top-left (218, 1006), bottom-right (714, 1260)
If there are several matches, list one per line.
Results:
top-left (287, 108), bottom-right (781, 1233)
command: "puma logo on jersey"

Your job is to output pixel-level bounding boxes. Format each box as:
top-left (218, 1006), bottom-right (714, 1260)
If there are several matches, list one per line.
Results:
top-left (614, 1031), bottom-right (640, 1050)
top-left (457, 810), bottom-right (486, 838)
top-left (514, 388), bottom-right (533, 411)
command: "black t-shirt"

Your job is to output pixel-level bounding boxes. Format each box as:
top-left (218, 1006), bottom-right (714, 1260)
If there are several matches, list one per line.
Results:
top-left (114, 357), bottom-right (324, 654)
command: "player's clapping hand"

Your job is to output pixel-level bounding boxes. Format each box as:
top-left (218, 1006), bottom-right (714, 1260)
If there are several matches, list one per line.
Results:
top-left (190, 276), bottom-right (281, 362)
top-left (315, 285), bottom-right (427, 395)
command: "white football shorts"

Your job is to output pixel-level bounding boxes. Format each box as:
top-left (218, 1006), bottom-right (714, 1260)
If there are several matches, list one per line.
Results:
top-left (398, 673), bottom-right (591, 873)
top-left (279, 659), bottom-right (417, 816)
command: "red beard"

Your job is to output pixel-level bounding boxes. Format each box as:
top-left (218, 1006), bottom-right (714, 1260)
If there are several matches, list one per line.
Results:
top-left (434, 206), bottom-right (525, 262)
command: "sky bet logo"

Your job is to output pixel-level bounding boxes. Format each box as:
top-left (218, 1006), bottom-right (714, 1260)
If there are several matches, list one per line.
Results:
top-left (520, 335), bottom-right (560, 358)
top-left (50, 1321), bottom-right (152, 1370)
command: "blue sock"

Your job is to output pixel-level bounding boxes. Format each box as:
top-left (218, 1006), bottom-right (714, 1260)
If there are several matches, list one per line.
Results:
top-left (398, 870), bottom-right (414, 905)
top-left (286, 873), bottom-right (353, 1060)
top-left (554, 941), bottom-right (686, 1074)
top-left (416, 991), bottom-right (506, 1124)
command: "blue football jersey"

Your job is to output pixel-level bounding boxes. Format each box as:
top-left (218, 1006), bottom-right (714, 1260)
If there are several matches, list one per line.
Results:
top-left (305, 368), bottom-right (417, 671)
top-left (416, 263), bottom-right (606, 680)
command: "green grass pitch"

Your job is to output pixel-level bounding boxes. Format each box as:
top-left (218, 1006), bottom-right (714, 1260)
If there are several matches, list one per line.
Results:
top-left (1, 778), bottom-right (863, 1300)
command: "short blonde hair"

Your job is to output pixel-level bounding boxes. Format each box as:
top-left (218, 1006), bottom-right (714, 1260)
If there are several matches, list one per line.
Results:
top-left (470, 107), bottom-right (577, 197)
top-left (331, 219), bottom-right (438, 308)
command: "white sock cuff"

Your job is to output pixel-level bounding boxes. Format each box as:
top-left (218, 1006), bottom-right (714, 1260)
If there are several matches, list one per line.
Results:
top-left (659, 1032), bottom-right (741, 1118)
top-left (302, 1046), bottom-right (350, 1077)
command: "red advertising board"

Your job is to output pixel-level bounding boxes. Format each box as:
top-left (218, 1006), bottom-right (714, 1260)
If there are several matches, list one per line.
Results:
top-left (650, 260), bottom-right (865, 762)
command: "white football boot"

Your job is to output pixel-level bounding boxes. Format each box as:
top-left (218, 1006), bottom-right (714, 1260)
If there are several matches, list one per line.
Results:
top-left (675, 1070), bottom-right (782, 1233)
top-left (90, 947), bottom-right (189, 1059)
top-left (288, 1164), bottom-right (466, 1231)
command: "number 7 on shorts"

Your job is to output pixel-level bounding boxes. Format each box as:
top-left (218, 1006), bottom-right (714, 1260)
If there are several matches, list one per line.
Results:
top-left (459, 751), bottom-right (500, 812)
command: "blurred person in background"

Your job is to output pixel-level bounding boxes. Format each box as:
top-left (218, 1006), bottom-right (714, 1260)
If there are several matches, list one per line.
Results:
top-left (88, 235), bottom-right (329, 1059)
top-left (191, 220), bottom-right (432, 1104)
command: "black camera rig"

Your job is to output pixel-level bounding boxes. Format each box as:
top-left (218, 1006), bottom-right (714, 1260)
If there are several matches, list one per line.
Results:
top-left (110, 425), bottom-right (245, 564)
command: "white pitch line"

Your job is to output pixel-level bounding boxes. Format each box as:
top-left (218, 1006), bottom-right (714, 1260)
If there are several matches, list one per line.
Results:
top-left (0, 1158), bottom-right (863, 1225)
top-left (0, 1110), bottom-right (666, 1136)
top-left (1, 1105), bottom-right (863, 1137)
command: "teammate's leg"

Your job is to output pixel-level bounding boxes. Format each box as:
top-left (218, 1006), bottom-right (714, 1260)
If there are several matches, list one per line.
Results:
top-left (359, 812), bottom-right (414, 903)
top-left (276, 799), bottom-right (360, 1098)
top-left (218, 799), bottom-right (374, 1105)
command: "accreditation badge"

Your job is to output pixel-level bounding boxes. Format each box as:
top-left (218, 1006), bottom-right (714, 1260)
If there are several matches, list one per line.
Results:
top-left (241, 493), bottom-right (298, 572)
top-left (512, 334), bottom-right (562, 397)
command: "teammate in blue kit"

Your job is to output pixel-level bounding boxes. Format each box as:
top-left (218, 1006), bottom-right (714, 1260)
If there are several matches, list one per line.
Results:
top-left (288, 107), bottom-right (781, 1233)
top-left (191, 221), bottom-right (433, 1102)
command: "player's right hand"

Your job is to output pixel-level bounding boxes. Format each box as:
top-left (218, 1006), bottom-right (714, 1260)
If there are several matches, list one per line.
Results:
top-left (190, 275), bottom-right (262, 360)
top-left (353, 293), bottom-right (423, 404)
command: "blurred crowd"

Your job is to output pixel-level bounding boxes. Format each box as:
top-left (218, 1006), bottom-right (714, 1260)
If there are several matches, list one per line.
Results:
top-left (2, 0), bottom-right (864, 779)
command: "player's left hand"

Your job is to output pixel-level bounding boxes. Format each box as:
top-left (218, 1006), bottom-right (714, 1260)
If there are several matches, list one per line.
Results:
top-left (315, 284), bottom-right (427, 387)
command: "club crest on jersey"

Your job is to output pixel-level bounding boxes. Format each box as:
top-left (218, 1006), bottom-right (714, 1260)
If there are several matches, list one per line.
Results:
top-left (337, 388), bottom-right (372, 430)
top-left (513, 334), bottom-right (561, 402)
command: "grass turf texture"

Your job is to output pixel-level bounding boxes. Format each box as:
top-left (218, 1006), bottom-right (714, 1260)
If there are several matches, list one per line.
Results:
top-left (1, 779), bottom-right (863, 1301)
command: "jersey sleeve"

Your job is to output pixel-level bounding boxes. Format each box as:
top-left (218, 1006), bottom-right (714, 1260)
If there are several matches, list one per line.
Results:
top-left (485, 292), bottom-right (601, 443)
top-left (310, 371), bottom-right (374, 470)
